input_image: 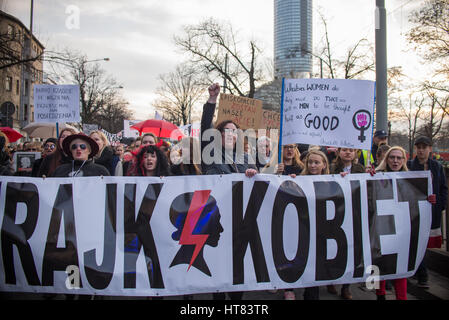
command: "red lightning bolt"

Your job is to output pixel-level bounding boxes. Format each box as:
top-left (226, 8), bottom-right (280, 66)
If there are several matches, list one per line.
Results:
top-left (179, 190), bottom-right (211, 271)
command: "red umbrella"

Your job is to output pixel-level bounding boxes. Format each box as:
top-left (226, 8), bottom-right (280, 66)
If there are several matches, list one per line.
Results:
top-left (130, 119), bottom-right (184, 140)
top-left (0, 127), bottom-right (23, 143)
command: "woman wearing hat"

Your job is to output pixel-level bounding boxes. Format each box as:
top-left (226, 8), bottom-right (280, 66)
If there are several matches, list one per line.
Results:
top-left (51, 134), bottom-right (110, 177)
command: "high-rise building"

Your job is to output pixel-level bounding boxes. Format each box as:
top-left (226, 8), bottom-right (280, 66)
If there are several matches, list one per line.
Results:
top-left (274, 0), bottom-right (313, 79)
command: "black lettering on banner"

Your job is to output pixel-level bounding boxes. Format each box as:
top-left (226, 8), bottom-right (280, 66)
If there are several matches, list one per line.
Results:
top-left (367, 179), bottom-right (397, 275)
top-left (1, 182), bottom-right (40, 285)
top-left (272, 181), bottom-right (310, 283)
top-left (397, 178), bottom-right (428, 272)
top-left (232, 181), bottom-right (270, 285)
top-left (42, 184), bottom-right (81, 287)
top-left (84, 184), bottom-right (117, 289)
top-left (314, 181), bottom-right (348, 281)
top-left (350, 181), bottom-right (365, 278)
top-left (124, 183), bottom-right (164, 289)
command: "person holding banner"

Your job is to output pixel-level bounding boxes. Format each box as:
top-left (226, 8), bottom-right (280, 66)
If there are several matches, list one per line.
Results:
top-left (300, 149), bottom-right (331, 300)
top-left (51, 133), bottom-right (110, 178)
top-left (373, 146), bottom-right (436, 300)
top-left (274, 144), bottom-right (304, 177)
top-left (201, 83), bottom-right (257, 300)
top-left (327, 147), bottom-right (365, 300)
top-left (407, 137), bottom-right (447, 288)
top-left (37, 127), bottom-right (78, 177)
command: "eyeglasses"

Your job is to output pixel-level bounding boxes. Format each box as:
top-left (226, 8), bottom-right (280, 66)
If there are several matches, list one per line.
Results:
top-left (283, 145), bottom-right (296, 149)
top-left (44, 144), bottom-right (56, 150)
top-left (26, 148), bottom-right (37, 152)
top-left (71, 144), bottom-right (88, 150)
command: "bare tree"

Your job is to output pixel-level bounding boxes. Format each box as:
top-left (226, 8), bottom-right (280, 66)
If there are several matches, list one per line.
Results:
top-left (309, 12), bottom-right (375, 79)
top-left (417, 87), bottom-right (447, 143)
top-left (174, 18), bottom-right (266, 98)
top-left (45, 49), bottom-right (132, 127)
top-left (407, 0), bottom-right (449, 78)
top-left (152, 65), bottom-right (204, 126)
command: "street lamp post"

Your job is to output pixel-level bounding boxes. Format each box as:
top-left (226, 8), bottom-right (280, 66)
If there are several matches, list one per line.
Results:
top-left (375, 0), bottom-right (388, 133)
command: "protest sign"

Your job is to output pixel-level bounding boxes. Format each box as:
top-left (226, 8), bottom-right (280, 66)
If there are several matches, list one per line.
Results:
top-left (280, 79), bottom-right (375, 149)
top-left (123, 119), bottom-right (142, 138)
top-left (0, 172), bottom-right (431, 296)
top-left (216, 94), bottom-right (263, 130)
top-left (82, 124), bottom-right (98, 136)
top-left (259, 110), bottom-right (280, 137)
top-left (33, 85), bottom-right (80, 123)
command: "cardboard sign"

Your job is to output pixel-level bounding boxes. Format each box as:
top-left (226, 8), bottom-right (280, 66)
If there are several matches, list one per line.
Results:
top-left (33, 85), bottom-right (80, 123)
top-left (216, 94), bottom-right (263, 130)
top-left (259, 109), bottom-right (280, 136)
top-left (281, 79), bottom-right (375, 149)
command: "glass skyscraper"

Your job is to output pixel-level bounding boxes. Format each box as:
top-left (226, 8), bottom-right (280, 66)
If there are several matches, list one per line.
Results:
top-left (274, 0), bottom-right (313, 79)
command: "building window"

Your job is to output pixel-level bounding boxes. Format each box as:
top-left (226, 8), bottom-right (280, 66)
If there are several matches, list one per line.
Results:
top-left (16, 80), bottom-right (20, 94)
top-left (24, 80), bottom-right (29, 96)
top-left (5, 76), bottom-right (12, 91)
top-left (24, 104), bottom-right (28, 121)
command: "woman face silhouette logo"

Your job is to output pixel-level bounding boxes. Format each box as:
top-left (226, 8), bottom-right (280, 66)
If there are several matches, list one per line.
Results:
top-left (169, 190), bottom-right (224, 276)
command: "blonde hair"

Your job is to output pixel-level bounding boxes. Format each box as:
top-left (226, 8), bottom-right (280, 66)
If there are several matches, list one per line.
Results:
top-left (89, 130), bottom-right (109, 152)
top-left (375, 146), bottom-right (408, 172)
top-left (301, 149), bottom-right (330, 175)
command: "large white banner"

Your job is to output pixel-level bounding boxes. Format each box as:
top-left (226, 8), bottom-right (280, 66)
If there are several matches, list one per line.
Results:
top-left (281, 79), bottom-right (375, 150)
top-left (0, 172), bottom-right (431, 296)
top-left (33, 84), bottom-right (80, 123)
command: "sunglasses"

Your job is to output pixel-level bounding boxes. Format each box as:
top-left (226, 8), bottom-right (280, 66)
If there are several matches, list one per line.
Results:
top-left (44, 144), bottom-right (56, 150)
top-left (71, 143), bottom-right (88, 150)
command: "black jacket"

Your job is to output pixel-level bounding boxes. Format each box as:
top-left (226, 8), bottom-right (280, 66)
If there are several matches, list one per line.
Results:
top-left (51, 159), bottom-right (111, 177)
top-left (407, 157), bottom-right (448, 230)
top-left (94, 146), bottom-right (117, 175)
top-left (330, 162), bottom-right (365, 174)
top-left (200, 102), bottom-right (257, 175)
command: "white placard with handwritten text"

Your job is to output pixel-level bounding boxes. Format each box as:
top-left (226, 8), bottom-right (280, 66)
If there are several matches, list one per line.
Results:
top-left (281, 79), bottom-right (375, 150)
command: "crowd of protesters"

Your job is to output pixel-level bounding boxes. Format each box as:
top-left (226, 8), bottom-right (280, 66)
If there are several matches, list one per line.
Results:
top-left (0, 82), bottom-right (447, 301)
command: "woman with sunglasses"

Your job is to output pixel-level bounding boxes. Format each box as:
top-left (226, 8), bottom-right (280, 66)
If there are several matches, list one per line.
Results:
top-left (51, 134), bottom-right (110, 177)
top-left (31, 138), bottom-right (58, 177)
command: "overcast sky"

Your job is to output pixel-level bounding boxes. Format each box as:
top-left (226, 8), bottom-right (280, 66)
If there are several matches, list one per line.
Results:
top-left (2, 0), bottom-right (425, 122)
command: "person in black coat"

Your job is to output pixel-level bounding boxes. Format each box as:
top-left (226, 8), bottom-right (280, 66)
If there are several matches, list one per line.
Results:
top-left (200, 83), bottom-right (257, 177)
top-left (51, 134), bottom-right (110, 177)
top-left (407, 136), bottom-right (448, 288)
top-left (0, 134), bottom-right (13, 176)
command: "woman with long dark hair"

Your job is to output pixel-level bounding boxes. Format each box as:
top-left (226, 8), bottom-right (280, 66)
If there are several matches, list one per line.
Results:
top-left (126, 143), bottom-right (171, 177)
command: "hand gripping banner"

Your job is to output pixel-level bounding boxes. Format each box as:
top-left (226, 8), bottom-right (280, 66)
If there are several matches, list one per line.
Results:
top-left (0, 172), bottom-right (432, 296)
